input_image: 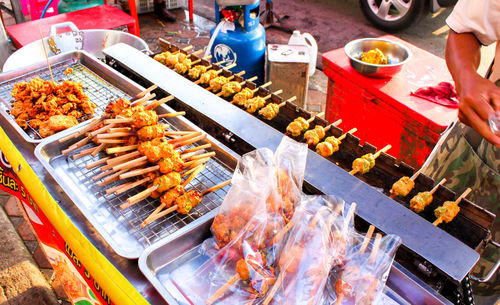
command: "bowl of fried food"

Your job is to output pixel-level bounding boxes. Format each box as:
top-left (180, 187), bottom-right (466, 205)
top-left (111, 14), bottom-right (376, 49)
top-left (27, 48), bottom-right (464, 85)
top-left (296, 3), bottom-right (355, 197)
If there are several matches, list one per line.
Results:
top-left (344, 38), bottom-right (411, 78)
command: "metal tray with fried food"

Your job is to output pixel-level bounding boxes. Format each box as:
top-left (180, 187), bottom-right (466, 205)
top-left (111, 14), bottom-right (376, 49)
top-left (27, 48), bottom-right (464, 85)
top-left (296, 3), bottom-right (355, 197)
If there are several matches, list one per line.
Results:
top-left (0, 50), bottom-right (139, 144)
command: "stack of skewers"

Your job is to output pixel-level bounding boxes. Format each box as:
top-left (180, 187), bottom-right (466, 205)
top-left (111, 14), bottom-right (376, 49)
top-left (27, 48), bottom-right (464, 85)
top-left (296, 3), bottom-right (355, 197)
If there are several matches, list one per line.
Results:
top-left (58, 85), bottom-right (232, 228)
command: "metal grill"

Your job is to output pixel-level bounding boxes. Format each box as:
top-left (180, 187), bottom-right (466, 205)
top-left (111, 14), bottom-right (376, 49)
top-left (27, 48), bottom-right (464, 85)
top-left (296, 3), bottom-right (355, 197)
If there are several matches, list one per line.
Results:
top-left (65, 122), bottom-right (233, 248)
top-left (0, 59), bottom-right (130, 141)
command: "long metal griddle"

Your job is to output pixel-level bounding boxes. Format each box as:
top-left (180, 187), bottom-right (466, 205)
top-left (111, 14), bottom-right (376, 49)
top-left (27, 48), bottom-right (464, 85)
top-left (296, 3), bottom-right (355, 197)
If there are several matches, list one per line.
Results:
top-left (103, 43), bottom-right (481, 283)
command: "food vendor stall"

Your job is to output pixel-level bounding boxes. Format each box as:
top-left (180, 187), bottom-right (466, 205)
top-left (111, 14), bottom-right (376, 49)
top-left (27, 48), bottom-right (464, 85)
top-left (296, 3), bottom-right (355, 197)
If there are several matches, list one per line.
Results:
top-left (0, 36), bottom-right (497, 305)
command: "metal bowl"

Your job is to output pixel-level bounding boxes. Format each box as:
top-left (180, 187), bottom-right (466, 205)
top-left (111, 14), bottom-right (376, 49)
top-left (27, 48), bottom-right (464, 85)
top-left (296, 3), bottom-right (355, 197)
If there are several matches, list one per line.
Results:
top-left (344, 38), bottom-right (411, 78)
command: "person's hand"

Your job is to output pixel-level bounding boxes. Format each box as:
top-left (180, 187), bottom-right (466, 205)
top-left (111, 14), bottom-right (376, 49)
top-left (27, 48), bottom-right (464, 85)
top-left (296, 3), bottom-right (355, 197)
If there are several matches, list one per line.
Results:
top-left (455, 72), bottom-right (500, 148)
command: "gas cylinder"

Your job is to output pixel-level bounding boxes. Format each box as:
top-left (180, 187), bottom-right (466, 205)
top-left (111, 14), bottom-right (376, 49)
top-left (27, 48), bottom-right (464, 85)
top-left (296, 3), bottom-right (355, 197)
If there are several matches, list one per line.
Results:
top-left (209, 1), bottom-right (265, 85)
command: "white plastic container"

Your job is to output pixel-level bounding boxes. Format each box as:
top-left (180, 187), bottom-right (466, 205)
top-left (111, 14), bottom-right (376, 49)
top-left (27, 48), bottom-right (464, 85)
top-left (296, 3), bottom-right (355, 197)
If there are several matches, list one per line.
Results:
top-left (288, 30), bottom-right (318, 76)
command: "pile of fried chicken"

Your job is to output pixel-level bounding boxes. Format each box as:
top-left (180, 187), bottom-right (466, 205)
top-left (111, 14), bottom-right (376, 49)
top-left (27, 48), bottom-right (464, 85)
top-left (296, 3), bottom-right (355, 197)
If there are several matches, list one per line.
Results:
top-left (9, 77), bottom-right (96, 137)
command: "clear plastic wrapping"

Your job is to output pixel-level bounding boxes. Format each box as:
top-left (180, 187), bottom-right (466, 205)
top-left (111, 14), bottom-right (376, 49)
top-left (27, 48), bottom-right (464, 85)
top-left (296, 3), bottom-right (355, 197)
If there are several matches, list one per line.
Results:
top-left (211, 137), bottom-right (307, 249)
top-left (262, 196), bottom-right (350, 305)
top-left (325, 233), bottom-right (402, 305)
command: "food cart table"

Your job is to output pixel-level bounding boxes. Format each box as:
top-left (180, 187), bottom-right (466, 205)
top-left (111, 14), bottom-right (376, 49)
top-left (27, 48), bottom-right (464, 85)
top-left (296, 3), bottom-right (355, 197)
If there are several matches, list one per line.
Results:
top-left (322, 35), bottom-right (458, 168)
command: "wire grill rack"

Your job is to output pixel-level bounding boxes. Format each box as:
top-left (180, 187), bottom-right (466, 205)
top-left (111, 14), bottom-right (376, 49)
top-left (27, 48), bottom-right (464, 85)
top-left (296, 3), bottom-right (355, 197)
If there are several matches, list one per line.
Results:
top-left (65, 121), bottom-right (233, 249)
top-left (0, 59), bottom-right (130, 141)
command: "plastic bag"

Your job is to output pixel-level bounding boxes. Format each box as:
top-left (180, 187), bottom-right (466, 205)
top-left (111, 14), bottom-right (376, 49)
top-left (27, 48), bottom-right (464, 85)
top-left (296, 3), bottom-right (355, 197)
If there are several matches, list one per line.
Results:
top-left (262, 196), bottom-right (350, 305)
top-left (326, 233), bottom-right (402, 305)
top-left (211, 137), bottom-right (307, 249)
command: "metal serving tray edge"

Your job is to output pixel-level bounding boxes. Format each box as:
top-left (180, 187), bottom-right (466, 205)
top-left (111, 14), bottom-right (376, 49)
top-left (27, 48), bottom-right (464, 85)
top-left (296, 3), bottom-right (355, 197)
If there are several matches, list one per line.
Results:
top-left (35, 95), bottom-right (240, 259)
top-left (0, 50), bottom-right (140, 144)
top-left (138, 212), bottom-right (452, 305)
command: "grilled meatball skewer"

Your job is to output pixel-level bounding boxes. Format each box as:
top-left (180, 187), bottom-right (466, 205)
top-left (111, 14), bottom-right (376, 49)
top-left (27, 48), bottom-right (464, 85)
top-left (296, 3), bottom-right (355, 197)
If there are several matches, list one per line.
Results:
top-left (195, 63), bottom-right (237, 85)
top-left (409, 178), bottom-right (446, 213)
top-left (389, 168), bottom-right (423, 199)
top-left (303, 119), bottom-right (342, 146)
top-left (258, 96), bottom-right (296, 120)
top-left (231, 81), bottom-right (272, 105)
top-left (316, 128), bottom-right (357, 158)
top-left (434, 188), bottom-right (471, 226)
top-left (286, 112), bottom-right (325, 137)
top-left (207, 71), bottom-right (248, 92)
top-left (245, 89), bottom-right (283, 113)
top-left (350, 145), bottom-right (391, 175)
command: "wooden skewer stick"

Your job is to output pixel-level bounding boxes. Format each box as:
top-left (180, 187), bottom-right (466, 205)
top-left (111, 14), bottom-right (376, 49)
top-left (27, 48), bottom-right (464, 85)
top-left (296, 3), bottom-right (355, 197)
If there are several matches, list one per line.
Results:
top-left (173, 134), bottom-right (207, 148)
top-left (121, 185), bottom-right (159, 209)
top-left (131, 93), bottom-right (156, 107)
top-left (180, 143), bottom-right (211, 154)
top-left (359, 225), bottom-right (376, 253)
top-left (106, 144), bottom-right (138, 155)
top-left (323, 119), bottom-right (342, 132)
top-left (105, 151), bottom-right (141, 166)
top-left (200, 179), bottom-right (232, 196)
top-left (277, 96), bottom-right (297, 108)
top-left (306, 111), bottom-right (325, 124)
top-left (96, 138), bottom-right (128, 144)
top-left (374, 144), bottom-right (392, 159)
top-left (188, 49), bottom-right (203, 57)
top-left (181, 151), bottom-right (216, 161)
top-left (164, 130), bottom-right (198, 136)
top-left (389, 165), bottom-right (423, 199)
top-left (58, 117), bottom-right (104, 143)
top-left (369, 234), bottom-right (383, 264)
top-left (86, 157), bottom-right (110, 170)
top-left (433, 188), bottom-right (471, 226)
top-left (61, 137), bottom-right (90, 155)
top-left (206, 274), bottom-right (240, 305)
top-left (71, 146), bottom-right (95, 160)
top-left (430, 178), bottom-right (447, 195)
top-left (343, 202), bottom-right (357, 233)
top-left (338, 128), bottom-right (357, 141)
top-left (158, 111), bottom-right (186, 118)
top-left (112, 177), bottom-right (152, 195)
top-left (132, 84), bottom-right (158, 101)
top-left (144, 95), bottom-right (175, 110)
top-left (109, 127), bottom-right (132, 133)
top-left (96, 132), bottom-right (136, 139)
top-left (263, 89), bottom-right (283, 100)
top-left (87, 123), bottom-right (116, 138)
top-left (39, 27), bottom-right (55, 84)
top-left (251, 81), bottom-right (272, 93)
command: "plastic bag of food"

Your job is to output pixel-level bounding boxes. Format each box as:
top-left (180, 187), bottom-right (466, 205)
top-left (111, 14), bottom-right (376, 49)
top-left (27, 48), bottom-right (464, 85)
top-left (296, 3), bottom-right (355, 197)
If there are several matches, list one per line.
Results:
top-left (261, 195), bottom-right (350, 305)
top-left (211, 137), bottom-right (307, 249)
top-left (328, 233), bottom-right (402, 305)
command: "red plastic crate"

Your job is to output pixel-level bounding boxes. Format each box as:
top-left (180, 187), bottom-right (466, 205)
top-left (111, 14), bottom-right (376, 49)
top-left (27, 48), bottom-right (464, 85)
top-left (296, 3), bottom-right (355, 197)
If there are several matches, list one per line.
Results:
top-left (322, 35), bottom-right (458, 168)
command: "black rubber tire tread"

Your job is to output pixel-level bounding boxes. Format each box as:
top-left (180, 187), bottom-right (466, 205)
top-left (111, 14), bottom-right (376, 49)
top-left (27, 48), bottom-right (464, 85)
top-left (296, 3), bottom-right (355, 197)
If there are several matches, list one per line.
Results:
top-left (359, 0), bottom-right (426, 32)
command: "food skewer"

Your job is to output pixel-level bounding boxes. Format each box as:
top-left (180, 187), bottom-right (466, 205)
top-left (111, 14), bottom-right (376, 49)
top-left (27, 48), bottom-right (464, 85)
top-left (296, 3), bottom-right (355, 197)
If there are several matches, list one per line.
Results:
top-left (188, 60), bottom-right (226, 79)
top-left (39, 27), bottom-right (56, 84)
top-left (303, 119), bottom-right (343, 146)
top-left (131, 84), bottom-right (158, 102)
top-left (315, 128), bottom-right (357, 158)
top-left (334, 232), bottom-right (382, 305)
top-left (174, 55), bottom-right (212, 74)
top-left (389, 168), bottom-right (423, 199)
top-left (409, 178), bottom-right (446, 213)
top-left (130, 93), bottom-right (156, 107)
top-left (244, 89), bottom-right (283, 113)
top-left (285, 112), bottom-right (325, 137)
top-left (58, 117), bottom-right (105, 143)
top-left (194, 63), bottom-right (237, 85)
top-left (258, 96), bottom-right (296, 120)
top-left (231, 81), bottom-right (273, 106)
top-left (216, 76), bottom-right (259, 97)
top-left (206, 71), bottom-right (247, 92)
top-left (433, 188), bottom-right (471, 226)
top-left (349, 144), bottom-right (391, 175)
top-left (141, 179), bottom-right (232, 227)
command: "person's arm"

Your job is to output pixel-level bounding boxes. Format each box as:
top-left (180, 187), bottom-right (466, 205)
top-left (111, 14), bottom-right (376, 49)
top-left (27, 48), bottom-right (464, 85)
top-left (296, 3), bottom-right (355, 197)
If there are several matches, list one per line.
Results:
top-left (445, 30), bottom-right (500, 147)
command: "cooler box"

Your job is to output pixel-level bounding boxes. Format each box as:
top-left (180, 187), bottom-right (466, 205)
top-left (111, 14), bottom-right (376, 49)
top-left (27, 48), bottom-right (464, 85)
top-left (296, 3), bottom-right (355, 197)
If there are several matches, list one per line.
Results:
top-left (322, 35), bottom-right (458, 168)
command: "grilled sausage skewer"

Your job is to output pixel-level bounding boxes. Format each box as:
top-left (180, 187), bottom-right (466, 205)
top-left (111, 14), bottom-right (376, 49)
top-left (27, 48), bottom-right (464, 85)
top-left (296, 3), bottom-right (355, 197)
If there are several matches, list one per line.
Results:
top-left (350, 145), bottom-right (391, 175)
top-left (409, 178), bottom-right (446, 213)
top-left (433, 188), bottom-right (471, 226)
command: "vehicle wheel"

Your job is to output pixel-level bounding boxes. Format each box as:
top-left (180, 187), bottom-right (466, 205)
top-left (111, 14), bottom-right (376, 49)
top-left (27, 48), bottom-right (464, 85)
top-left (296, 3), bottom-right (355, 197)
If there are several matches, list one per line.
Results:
top-left (359, 0), bottom-right (425, 32)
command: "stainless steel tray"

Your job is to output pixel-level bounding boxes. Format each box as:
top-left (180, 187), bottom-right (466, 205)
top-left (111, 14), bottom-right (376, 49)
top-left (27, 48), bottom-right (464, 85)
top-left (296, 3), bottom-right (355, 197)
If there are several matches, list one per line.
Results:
top-left (0, 50), bottom-right (139, 144)
top-left (35, 103), bottom-right (238, 259)
top-left (138, 214), bottom-right (452, 305)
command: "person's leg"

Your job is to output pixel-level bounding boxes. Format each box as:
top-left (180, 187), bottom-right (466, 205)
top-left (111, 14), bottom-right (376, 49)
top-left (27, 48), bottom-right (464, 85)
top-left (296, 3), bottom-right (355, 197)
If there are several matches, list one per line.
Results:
top-left (154, 0), bottom-right (176, 22)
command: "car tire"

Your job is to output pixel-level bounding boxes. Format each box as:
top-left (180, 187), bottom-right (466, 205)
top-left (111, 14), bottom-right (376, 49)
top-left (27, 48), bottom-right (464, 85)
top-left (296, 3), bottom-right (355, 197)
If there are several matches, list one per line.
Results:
top-left (359, 0), bottom-right (426, 32)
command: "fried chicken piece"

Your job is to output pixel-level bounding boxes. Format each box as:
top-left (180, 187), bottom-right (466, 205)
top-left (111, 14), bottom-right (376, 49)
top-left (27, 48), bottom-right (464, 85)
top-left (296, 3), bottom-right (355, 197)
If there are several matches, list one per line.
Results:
top-left (361, 48), bottom-right (388, 65)
top-left (47, 115), bottom-right (78, 131)
top-left (390, 176), bottom-right (415, 198)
